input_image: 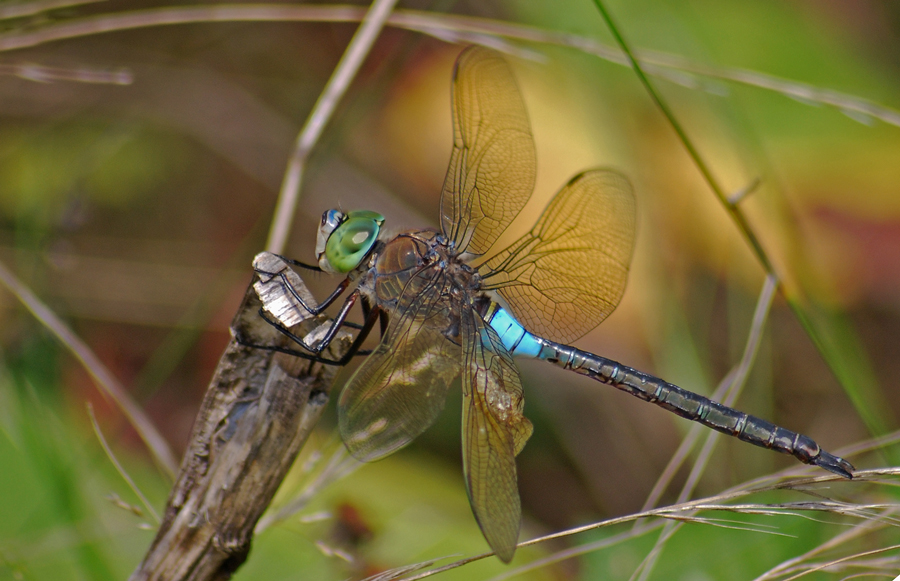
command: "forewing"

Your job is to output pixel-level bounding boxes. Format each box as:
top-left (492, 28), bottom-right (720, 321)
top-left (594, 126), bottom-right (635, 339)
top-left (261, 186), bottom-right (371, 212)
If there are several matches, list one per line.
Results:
top-left (481, 169), bottom-right (635, 344)
top-left (460, 308), bottom-right (533, 563)
top-left (440, 46), bottom-right (536, 256)
top-left (338, 270), bottom-right (460, 463)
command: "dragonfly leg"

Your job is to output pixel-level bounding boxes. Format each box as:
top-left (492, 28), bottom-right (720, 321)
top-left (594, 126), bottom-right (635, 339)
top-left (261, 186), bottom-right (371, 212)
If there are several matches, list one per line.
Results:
top-left (273, 254), bottom-right (322, 272)
top-left (254, 260), bottom-right (351, 316)
top-left (330, 301), bottom-right (381, 366)
top-left (251, 254), bottom-right (384, 365)
top-left (361, 295), bottom-right (389, 337)
top-left (264, 290), bottom-right (358, 354)
top-left (239, 308), bottom-right (374, 366)
top-left (233, 326), bottom-right (365, 366)
top-left (250, 290), bottom-right (382, 366)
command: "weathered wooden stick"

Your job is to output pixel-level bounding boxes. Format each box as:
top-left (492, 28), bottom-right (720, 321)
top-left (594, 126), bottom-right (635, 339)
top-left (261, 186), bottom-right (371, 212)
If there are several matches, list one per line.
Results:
top-left (130, 266), bottom-right (350, 581)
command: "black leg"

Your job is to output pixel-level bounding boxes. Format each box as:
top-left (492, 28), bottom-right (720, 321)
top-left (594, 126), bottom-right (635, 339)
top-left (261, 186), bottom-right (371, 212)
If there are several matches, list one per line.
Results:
top-left (379, 308), bottom-right (389, 337)
top-left (331, 302), bottom-right (381, 366)
top-left (243, 302), bottom-right (380, 366)
top-left (255, 264), bottom-right (352, 316)
top-left (251, 256), bottom-right (386, 365)
top-left (233, 327), bottom-right (347, 366)
top-left (273, 254), bottom-right (322, 272)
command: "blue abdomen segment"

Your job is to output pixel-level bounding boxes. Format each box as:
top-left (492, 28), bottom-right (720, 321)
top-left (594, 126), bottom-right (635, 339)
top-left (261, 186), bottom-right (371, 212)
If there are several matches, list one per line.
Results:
top-left (483, 303), bottom-right (543, 358)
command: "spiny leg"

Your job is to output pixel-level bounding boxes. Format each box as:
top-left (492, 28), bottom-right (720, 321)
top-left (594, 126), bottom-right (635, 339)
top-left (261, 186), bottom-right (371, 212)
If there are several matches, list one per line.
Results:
top-left (252, 290), bottom-right (381, 366)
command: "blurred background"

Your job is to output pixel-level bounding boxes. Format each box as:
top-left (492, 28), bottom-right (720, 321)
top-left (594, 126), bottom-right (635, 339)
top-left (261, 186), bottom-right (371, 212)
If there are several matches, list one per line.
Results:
top-left (1, 0), bottom-right (899, 579)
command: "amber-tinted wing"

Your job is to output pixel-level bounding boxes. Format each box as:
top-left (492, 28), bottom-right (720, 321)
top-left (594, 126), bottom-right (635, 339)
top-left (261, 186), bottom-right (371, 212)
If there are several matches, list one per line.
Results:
top-left (480, 169), bottom-right (636, 345)
top-left (440, 46), bottom-right (536, 256)
top-left (338, 268), bottom-right (460, 463)
top-left (460, 307), bottom-right (533, 563)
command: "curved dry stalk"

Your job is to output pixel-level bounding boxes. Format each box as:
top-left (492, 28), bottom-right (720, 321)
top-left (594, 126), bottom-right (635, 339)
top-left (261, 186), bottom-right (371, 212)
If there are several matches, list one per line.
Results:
top-left (0, 0), bottom-right (104, 20)
top-left (254, 443), bottom-right (361, 533)
top-left (634, 273), bottom-right (779, 579)
top-left (0, 259), bottom-right (178, 476)
top-left (396, 477), bottom-right (870, 581)
top-left (265, 0), bottom-right (399, 253)
top-left (0, 61), bottom-right (132, 84)
top-left (87, 402), bottom-right (161, 523)
top-left (641, 273), bottom-right (779, 513)
top-left (0, 6), bottom-right (896, 129)
top-left (754, 507), bottom-right (900, 581)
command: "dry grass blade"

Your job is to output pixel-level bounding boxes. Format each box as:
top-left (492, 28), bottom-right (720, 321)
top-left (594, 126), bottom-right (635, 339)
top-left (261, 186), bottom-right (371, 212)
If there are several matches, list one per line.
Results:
top-left (0, 62), bottom-right (132, 84)
top-left (0, 0), bottom-right (104, 20)
top-left (754, 496), bottom-right (900, 579)
top-left (780, 543), bottom-right (900, 581)
top-left (0, 259), bottom-right (178, 476)
top-left (397, 476), bottom-right (869, 580)
top-left (0, 6), bottom-right (895, 128)
top-left (87, 402), bottom-right (160, 524)
top-left (266, 0), bottom-right (398, 253)
top-left (360, 556), bottom-right (458, 581)
top-left (486, 525), bottom-right (667, 581)
top-left (634, 274), bottom-right (779, 579)
top-left (255, 444), bottom-right (361, 533)
top-left (397, 552), bottom-right (496, 581)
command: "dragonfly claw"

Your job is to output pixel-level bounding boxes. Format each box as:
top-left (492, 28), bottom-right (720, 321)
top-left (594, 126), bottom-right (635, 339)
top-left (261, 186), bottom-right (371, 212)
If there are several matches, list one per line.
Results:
top-left (813, 451), bottom-right (855, 479)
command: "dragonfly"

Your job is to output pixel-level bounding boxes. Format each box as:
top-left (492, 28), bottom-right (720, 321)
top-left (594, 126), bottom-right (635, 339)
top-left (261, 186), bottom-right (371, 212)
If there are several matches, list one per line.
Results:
top-left (255, 46), bottom-right (854, 563)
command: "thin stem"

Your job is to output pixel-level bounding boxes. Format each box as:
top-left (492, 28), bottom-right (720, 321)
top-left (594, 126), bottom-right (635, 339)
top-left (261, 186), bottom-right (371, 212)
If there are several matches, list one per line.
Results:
top-left (0, 259), bottom-right (177, 476)
top-left (255, 444), bottom-right (360, 532)
top-left (634, 274), bottom-right (779, 580)
top-left (0, 6), bottom-right (897, 128)
top-left (753, 508), bottom-right (894, 581)
top-left (88, 403), bottom-right (161, 523)
top-left (589, 0), bottom-right (887, 443)
top-left (0, 0), bottom-right (104, 20)
top-left (265, 0), bottom-right (398, 253)
top-left (0, 62), bottom-right (132, 84)
top-left (679, 273), bottom-right (780, 501)
top-left (640, 273), bottom-right (778, 513)
top-left (591, 0), bottom-right (776, 275)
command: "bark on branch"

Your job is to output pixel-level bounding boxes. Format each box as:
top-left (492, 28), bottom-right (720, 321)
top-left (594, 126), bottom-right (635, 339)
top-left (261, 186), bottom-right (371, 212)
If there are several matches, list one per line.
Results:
top-left (130, 274), bottom-right (349, 580)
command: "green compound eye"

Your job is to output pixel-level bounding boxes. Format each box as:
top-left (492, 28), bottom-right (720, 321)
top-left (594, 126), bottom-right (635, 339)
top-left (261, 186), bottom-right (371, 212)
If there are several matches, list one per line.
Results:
top-left (323, 210), bottom-right (384, 273)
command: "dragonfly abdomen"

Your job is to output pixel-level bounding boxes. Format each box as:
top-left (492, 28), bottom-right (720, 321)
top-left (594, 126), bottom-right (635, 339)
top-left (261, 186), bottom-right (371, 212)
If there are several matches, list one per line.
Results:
top-left (521, 334), bottom-right (854, 479)
top-left (481, 302), bottom-right (544, 358)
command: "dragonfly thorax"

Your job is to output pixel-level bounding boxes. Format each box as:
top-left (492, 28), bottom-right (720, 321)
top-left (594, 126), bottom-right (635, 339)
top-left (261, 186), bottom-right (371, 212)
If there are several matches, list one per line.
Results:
top-left (361, 228), bottom-right (482, 312)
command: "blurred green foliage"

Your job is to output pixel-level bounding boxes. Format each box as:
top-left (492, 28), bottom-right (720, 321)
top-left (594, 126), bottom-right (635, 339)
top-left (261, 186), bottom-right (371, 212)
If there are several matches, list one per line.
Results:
top-left (0, 125), bottom-right (191, 227)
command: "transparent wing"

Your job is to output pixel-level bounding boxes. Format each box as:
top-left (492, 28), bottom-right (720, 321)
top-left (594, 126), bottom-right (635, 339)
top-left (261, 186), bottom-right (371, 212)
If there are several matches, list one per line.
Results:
top-left (338, 269), bottom-right (460, 463)
top-left (480, 169), bottom-right (636, 344)
top-left (440, 46), bottom-right (536, 256)
top-left (460, 308), bottom-right (533, 563)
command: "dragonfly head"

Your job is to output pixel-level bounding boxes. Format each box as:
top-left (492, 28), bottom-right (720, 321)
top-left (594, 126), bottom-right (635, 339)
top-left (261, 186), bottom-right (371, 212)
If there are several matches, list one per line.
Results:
top-left (316, 209), bottom-right (385, 274)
